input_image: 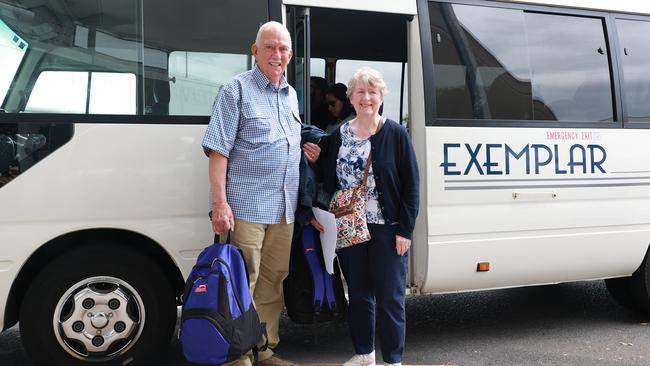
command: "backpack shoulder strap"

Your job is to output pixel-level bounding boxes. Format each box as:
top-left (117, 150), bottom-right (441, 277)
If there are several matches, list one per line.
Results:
top-left (301, 224), bottom-right (326, 315)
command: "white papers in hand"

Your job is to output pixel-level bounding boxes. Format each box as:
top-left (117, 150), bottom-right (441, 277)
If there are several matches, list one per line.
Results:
top-left (311, 207), bottom-right (337, 274)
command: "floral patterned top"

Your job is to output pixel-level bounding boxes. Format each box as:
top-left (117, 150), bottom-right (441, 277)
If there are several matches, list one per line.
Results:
top-left (336, 120), bottom-right (385, 224)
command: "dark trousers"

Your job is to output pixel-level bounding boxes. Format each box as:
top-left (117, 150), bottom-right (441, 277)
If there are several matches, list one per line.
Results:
top-left (337, 223), bottom-right (408, 364)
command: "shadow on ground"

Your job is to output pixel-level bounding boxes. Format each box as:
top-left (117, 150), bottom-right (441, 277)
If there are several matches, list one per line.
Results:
top-left (1, 281), bottom-right (645, 365)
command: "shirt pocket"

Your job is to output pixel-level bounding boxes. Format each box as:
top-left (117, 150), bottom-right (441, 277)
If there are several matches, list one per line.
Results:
top-left (291, 107), bottom-right (302, 125)
top-left (239, 105), bottom-right (272, 144)
top-left (288, 108), bottom-right (303, 147)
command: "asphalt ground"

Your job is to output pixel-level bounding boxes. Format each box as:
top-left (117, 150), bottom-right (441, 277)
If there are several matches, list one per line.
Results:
top-left (2, 281), bottom-right (650, 365)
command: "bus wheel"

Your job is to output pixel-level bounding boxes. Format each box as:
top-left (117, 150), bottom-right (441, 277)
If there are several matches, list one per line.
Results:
top-left (628, 252), bottom-right (650, 314)
top-left (604, 277), bottom-right (638, 311)
top-left (19, 244), bottom-right (177, 366)
top-left (606, 249), bottom-right (650, 315)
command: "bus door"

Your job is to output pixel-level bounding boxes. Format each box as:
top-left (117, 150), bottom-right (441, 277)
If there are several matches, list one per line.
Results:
top-left (287, 7), bottom-right (311, 122)
top-left (286, 5), bottom-right (409, 128)
top-left (285, 3), bottom-right (412, 274)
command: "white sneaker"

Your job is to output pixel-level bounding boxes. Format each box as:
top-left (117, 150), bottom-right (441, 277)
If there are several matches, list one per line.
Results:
top-left (385, 363), bottom-right (402, 366)
top-left (342, 351), bottom-right (376, 366)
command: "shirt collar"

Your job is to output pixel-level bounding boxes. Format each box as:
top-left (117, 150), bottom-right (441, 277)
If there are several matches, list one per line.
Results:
top-left (253, 65), bottom-right (289, 92)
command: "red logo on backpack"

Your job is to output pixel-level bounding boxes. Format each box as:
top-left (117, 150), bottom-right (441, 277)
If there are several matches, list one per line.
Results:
top-left (195, 284), bottom-right (207, 293)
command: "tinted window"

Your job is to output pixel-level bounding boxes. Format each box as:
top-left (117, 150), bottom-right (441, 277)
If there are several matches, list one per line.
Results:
top-left (311, 58), bottom-right (326, 78)
top-left (167, 52), bottom-right (250, 116)
top-left (0, 0), bottom-right (267, 116)
top-left (616, 19), bottom-right (650, 122)
top-left (429, 2), bottom-right (613, 122)
top-left (25, 71), bottom-right (136, 114)
top-left (0, 18), bottom-right (27, 107)
top-left (525, 13), bottom-right (613, 122)
top-left (25, 72), bottom-right (89, 114)
top-left (142, 0), bottom-right (266, 116)
top-left (430, 4), bottom-right (531, 120)
top-left (0, 0), bottom-right (140, 114)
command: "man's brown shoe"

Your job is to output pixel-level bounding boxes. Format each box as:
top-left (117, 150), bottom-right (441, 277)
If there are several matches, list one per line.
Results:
top-left (255, 355), bottom-right (298, 366)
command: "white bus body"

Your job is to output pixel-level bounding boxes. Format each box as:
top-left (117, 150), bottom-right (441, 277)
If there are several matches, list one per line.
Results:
top-left (2, 0), bottom-right (650, 364)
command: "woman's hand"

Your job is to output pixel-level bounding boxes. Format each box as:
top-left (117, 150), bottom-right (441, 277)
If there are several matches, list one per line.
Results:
top-left (303, 142), bottom-right (321, 164)
top-left (310, 217), bottom-right (325, 233)
top-left (395, 235), bottom-right (411, 256)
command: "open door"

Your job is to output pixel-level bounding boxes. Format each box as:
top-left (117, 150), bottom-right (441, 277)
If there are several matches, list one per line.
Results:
top-left (287, 6), bottom-right (311, 123)
top-left (285, 4), bottom-right (414, 284)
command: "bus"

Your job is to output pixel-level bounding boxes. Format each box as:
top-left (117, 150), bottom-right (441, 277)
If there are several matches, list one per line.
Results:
top-left (2, 0), bottom-right (650, 364)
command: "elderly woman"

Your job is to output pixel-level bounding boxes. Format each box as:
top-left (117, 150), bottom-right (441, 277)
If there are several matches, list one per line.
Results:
top-left (314, 67), bottom-right (419, 366)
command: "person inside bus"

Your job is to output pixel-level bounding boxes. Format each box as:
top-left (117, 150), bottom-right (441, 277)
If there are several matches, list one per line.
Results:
top-left (202, 21), bottom-right (319, 366)
top-left (325, 82), bottom-right (355, 132)
top-left (310, 76), bottom-right (335, 130)
top-left (312, 67), bottom-right (420, 366)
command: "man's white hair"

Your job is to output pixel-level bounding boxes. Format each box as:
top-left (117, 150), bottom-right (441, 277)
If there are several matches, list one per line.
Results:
top-left (255, 21), bottom-right (292, 49)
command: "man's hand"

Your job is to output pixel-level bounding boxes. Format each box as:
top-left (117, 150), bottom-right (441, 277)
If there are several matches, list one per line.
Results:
top-left (302, 142), bottom-right (321, 164)
top-left (208, 152), bottom-right (232, 235)
top-left (212, 202), bottom-right (235, 235)
top-left (310, 216), bottom-right (325, 233)
top-left (395, 235), bottom-right (411, 256)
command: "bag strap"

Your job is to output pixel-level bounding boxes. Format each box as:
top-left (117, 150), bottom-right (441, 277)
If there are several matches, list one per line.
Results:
top-left (301, 225), bottom-right (326, 314)
top-left (359, 118), bottom-right (383, 189)
top-left (359, 151), bottom-right (372, 189)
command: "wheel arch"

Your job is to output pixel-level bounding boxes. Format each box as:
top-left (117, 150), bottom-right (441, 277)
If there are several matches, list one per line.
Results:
top-left (3, 228), bottom-right (184, 331)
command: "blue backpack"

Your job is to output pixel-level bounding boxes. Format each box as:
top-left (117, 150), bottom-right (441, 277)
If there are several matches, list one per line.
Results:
top-left (180, 243), bottom-right (266, 364)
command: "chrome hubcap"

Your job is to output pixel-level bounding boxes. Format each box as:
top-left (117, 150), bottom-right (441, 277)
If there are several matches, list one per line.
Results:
top-left (53, 276), bottom-right (145, 361)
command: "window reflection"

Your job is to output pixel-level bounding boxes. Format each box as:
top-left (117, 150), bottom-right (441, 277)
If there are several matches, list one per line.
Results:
top-left (25, 71), bottom-right (136, 114)
top-left (526, 13), bottom-right (613, 122)
top-left (617, 19), bottom-right (650, 122)
top-left (0, 18), bottom-right (27, 104)
top-left (142, 0), bottom-right (265, 116)
top-left (430, 3), bottom-right (614, 122)
top-left (0, 126), bottom-right (72, 188)
top-left (166, 52), bottom-right (249, 116)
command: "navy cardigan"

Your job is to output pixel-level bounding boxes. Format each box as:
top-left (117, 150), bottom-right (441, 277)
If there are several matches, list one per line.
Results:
top-left (318, 119), bottom-right (420, 239)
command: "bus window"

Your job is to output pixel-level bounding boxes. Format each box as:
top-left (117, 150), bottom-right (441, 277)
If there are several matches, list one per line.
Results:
top-left (0, 19), bottom-right (29, 107)
top-left (616, 19), bottom-right (650, 122)
top-left (311, 58), bottom-right (325, 78)
top-left (89, 73), bottom-right (137, 114)
top-left (167, 52), bottom-right (250, 116)
top-left (429, 2), bottom-right (613, 122)
top-left (142, 0), bottom-right (266, 116)
top-left (336, 59), bottom-right (408, 124)
top-left (525, 12), bottom-right (613, 122)
top-left (0, 18), bottom-right (27, 107)
top-left (0, 1), bottom-right (140, 114)
top-left (24, 71), bottom-right (136, 114)
top-left (24, 72), bottom-right (87, 113)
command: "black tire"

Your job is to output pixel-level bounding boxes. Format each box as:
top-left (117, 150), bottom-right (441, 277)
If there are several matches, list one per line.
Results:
top-left (19, 243), bottom-right (177, 366)
top-left (604, 277), bottom-right (638, 311)
top-left (605, 247), bottom-right (650, 315)
top-left (629, 252), bottom-right (650, 313)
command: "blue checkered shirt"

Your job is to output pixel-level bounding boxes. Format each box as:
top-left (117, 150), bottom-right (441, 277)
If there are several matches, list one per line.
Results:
top-left (202, 67), bottom-right (302, 224)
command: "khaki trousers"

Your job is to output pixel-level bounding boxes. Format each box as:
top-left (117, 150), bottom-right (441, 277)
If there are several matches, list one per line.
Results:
top-left (224, 218), bottom-right (294, 366)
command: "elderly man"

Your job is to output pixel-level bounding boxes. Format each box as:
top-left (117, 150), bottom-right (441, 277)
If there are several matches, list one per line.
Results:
top-left (202, 21), bottom-right (319, 366)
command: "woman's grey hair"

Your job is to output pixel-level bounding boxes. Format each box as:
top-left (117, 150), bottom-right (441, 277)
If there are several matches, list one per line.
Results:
top-left (347, 67), bottom-right (387, 99)
top-left (255, 21), bottom-right (292, 49)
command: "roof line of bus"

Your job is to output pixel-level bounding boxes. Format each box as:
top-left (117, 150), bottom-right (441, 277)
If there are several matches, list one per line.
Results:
top-left (283, 0), bottom-right (650, 16)
top-left (500, 0), bottom-right (650, 16)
